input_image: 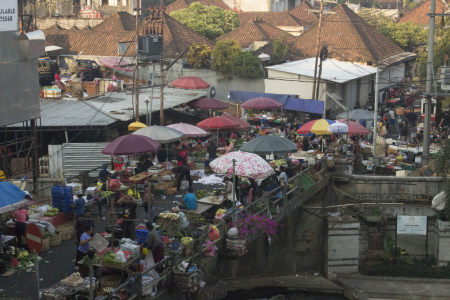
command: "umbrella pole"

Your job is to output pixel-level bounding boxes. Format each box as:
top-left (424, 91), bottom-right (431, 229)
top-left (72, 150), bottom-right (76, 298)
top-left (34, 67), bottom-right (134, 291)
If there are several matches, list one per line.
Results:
top-left (166, 143), bottom-right (168, 162)
top-left (217, 128), bottom-right (219, 148)
top-left (232, 159), bottom-right (236, 221)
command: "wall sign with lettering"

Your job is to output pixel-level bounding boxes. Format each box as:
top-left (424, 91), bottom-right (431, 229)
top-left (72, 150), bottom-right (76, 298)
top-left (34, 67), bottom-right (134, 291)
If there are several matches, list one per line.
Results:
top-left (0, 0), bottom-right (18, 32)
top-left (397, 215), bottom-right (427, 236)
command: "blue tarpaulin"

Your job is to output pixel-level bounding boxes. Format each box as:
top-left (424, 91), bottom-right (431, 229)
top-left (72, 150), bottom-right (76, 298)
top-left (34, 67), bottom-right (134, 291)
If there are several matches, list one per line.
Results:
top-left (229, 91), bottom-right (291, 105)
top-left (284, 97), bottom-right (324, 114)
top-left (0, 182), bottom-right (27, 208)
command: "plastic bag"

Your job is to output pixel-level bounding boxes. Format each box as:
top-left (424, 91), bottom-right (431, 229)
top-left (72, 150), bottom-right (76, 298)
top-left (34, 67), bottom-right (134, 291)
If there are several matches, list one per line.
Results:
top-left (208, 227), bottom-right (220, 241)
top-left (180, 180), bottom-right (189, 190)
top-left (109, 179), bottom-right (121, 190)
top-left (227, 227), bottom-right (239, 239)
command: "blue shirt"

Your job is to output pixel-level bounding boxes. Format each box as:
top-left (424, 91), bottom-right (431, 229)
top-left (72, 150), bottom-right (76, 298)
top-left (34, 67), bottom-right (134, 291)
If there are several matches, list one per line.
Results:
top-left (78, 232), bottom-right (91, 253)
top-left (73, 197), bottom-right (85, 216)
top-left (183, 193), bottom-right (197, 210)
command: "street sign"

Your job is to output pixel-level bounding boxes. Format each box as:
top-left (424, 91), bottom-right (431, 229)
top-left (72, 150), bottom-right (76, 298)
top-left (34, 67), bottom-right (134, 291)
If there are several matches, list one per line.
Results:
top-left (397, 215), bottom-right (427, 235)
top-left (0, 0), bottom-right (18, 32)
top-left (210, 87), bottom-right (216, 98)
top-left (25, 223), bottom-right (43, 253)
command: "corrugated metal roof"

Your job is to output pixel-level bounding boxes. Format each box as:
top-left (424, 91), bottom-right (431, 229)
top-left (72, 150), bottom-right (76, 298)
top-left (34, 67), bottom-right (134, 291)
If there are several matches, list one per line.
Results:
top-left (9, 88), bottom-right (207, 127)
top-left (87, 87), bottom-right (209, 121)
top-left (267, 58), bottom-right (377, 83)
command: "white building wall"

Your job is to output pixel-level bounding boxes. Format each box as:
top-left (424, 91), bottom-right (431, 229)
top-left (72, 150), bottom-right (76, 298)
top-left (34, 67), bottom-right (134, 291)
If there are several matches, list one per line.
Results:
top-left (379, 63), bottom-right (405, 99)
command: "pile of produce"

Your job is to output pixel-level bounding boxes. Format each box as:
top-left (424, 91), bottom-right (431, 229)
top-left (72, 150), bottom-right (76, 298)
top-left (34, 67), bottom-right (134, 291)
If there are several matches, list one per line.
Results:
top-left (101, 250), bottom-right (130, 264)
top-left (45, 207), bottom-right (59, 216)
top-left (270, 159), bottom-right (286, 167)
top-left (16, 250), bottom-right (42, 269)
top-left (234, 138), bottom-right (245, 148)
top-left (192, 150), bottom-right (206, 158)
top-left (159, 212), bottom-right (179, 220)
top-left (101, 191), bottom-right (114, 198)
top-left (82, 254), bottom-right (100, 266)
top-left (196, 190), bottom-right (209, 199)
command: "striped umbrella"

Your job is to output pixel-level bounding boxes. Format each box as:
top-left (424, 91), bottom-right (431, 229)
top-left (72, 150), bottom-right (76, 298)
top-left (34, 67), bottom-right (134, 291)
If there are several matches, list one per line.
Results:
top-left (296, 119), bottom-right (336, 135)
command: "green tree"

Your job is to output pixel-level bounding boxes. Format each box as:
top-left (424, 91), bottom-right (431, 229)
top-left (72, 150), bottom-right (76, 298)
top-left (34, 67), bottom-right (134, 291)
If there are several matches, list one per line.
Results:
top-left (231, 51), bottom-right (264, 78)
top-left (273, 32), bottom-right (289, 64)
top-left (357, 8), bottom-right (391, 30)
top-left (187, 43), bottom-right (212, 68)
top-left (211, 39), bottom-right (242, 78)
top-left (169, 2), bottom-right (240, 39)
top-left (164, 0), bottom-right (177, 5)
top-left (380, 21), bottom-right (427, 52)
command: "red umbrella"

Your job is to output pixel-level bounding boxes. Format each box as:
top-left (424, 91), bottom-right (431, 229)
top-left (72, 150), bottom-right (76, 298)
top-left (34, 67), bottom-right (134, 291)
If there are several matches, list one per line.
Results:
top-left (190, 98), bottom-right (229, 110)
top-left (171, 76), bottom-right (210, 90)
top-left (196, 116), bottom-right (239, 130)
top-left (221, 113), bottom-right (251, 131)
top-left (102, 135), bottom-right (160, 156)
top-left (337, 119), bottom-right (371, 135)
top-left (241, 97), bottom-right (284, 110)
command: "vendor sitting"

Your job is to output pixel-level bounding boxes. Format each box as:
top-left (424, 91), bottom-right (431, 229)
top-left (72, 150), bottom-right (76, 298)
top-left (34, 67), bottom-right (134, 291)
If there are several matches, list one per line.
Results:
top-left (193, 140), bottom-right (204, 152)
top-left (135, 156), bottom-right (149, 174)
top-left (120, 265), bottom-right (139, 299)
top-left (71, 190), bottom-right (86, 219)
top-left (172, 206), bottom-right (189, 228)
top-left (181, 187), bottom-right (197, 210)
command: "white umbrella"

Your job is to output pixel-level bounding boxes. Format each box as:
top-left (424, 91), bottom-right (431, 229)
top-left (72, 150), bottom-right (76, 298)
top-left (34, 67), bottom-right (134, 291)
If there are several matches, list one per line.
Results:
top-left (166, 123), bottom-right (207, 137)
top-left (210, 151), bottom-right (274, 180)
top-left (132, 125), bottom-right (184, 143)
top-left (328, 121), bottom-right (348, 134)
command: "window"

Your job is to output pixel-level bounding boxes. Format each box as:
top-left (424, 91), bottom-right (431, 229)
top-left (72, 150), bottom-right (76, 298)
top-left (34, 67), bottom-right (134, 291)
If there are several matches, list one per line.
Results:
top-left (288, 0), bottom-right (296, 10)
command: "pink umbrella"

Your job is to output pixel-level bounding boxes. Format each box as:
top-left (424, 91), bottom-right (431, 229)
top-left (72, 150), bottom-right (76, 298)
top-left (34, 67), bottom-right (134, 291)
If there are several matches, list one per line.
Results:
top-left (196, 116), bottom-right (239, 130)
top-left (166, 123), bottom-right (207, 137)
top-left (98, 57), bottom-right (135, 72)
top-left (221, 113), bottom-right (251, 131)
top-left (190, 98), bottom-right (229, 110)
top-left (171, 76), bottom-right (210, 90)
top-left (337, 119), bottom-right (371, 135)
top-left (102, 135), bottom-right (160, 156)
top-left (241, 97), bottom-right (284, 110)
top-left (210, 151), bottom-right (274, 180)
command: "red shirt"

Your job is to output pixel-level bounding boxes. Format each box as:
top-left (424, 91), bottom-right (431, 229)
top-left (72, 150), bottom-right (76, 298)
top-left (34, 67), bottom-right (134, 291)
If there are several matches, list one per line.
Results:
top-left (54, 74), bottom-right (61, 81)
top-left (13, 208), bottom-right (28, 223)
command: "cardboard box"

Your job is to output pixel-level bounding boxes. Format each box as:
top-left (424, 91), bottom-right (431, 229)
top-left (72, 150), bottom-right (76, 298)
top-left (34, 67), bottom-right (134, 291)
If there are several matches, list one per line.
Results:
top-left (44, 88), bottom-right (61, 98)
top-left (166, 187), bottom-right (177, 195)
top-left (154, 183), bottom-right (167, 191)
top-left (151, 175), bottom-right (161, 182)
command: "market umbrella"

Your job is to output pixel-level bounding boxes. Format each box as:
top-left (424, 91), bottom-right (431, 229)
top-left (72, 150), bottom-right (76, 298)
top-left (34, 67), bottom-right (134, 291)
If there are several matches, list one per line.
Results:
top-left (336, 119), bottom-right (371, 135)
top-left (102, 135), bottom-right (160, 156)
top-left (132, 125), bottom-right (185, 143)
top-left (210, 151), bottom-right (274, 180)
top-left (166, 123), bottom-right (207, 137)
top-left (336, 109), bottom-right (381, 120)
top-left (240, 136), bottom-right (297, 155)
top-left (197, 116), bottom-right (239, 147)
top-left (190, 98), bottom-right (229, 110)
top-left (241, 97), bottom-right (284, 110)
top-left (128, 121), bottom-right (146, 131)
top-left (221, 114), bottom-right (251, 131)
top-left (328, 121), bottom-right (348, 134)
top-left (171, 76), bottom-right (210, 90)
top-left (98, 57), bottom-right (135, 72)
top-left (297, 119), bottom-right (336, 135)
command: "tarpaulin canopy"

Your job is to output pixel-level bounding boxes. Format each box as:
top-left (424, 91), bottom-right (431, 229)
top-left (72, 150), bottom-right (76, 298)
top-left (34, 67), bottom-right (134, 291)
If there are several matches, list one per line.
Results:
top-left (284, 97), bottom-right (324, 114)
top-left (229, 91), bottom-right (291, 105)
top-left (0, 182), bottom-right (27, 208)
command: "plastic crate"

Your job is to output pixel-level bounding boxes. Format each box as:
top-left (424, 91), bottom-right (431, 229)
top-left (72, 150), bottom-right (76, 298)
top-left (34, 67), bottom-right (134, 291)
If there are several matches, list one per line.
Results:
top-left (301, 173), bottom-right (315, 191)
top-left (172, 241), bottom-right (181, 250)
top-left (51, 185), bottom-right (73, 198)
top-left (136, 229), bottom-right (149, 239)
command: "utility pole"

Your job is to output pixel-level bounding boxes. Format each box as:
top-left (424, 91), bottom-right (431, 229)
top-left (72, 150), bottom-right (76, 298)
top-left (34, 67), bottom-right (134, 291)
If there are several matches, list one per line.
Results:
top-left (160, 11), bottom-right (165, 126)
top-left (309, 1), bottom-right (337, 100)
top-left (423, 0), bottom-right (436, 165)
top-left (315, 43), bottom-right (328, 102)
top-left (135, 0), bottom-right (140, 122)
top-left (372, 62), bottom-right (380, 175)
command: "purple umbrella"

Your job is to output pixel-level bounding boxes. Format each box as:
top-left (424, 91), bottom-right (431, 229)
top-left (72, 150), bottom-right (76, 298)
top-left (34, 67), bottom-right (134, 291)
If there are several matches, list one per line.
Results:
top-left (190, 98), bottom-right (229, 110)
top-left (102, 135), bottom-right (160, 156)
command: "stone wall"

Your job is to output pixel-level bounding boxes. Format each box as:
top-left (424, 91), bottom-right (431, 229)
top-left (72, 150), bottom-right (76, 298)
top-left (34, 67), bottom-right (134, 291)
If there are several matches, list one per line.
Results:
top-left (325, 220), bottom-right (360, 278)
top-left (37, 18), bottom-right (104, 30)
top-left (435, 219), bottom-right (450, 266)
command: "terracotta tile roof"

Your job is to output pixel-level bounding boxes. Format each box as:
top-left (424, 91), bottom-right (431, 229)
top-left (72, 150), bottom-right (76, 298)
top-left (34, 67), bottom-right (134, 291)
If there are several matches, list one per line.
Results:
top-left (93, 11), bottom-right (136, 32)
top-left (166, 0), bottom-right (231, 13)
top-left (44, 24), bottom-right (63, 31)
top-left (237, 12), bottom-right (301, 27)
top-left (289, 4), bottom-right (405, 64)
top-left (42, 12), bottom-right (214, 59)
top-left (288, 1), bottom-right (319, 26)
top-left (216, 20), bottom-right (296, 48)
top-left (398, 0), bottom-right (448, 25)
top-left (251, 42), bottom-right (275, 57)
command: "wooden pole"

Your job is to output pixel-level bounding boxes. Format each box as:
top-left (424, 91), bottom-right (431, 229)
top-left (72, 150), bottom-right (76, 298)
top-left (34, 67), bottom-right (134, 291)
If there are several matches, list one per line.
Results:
top-left (135, 0), bottom-right (139, 122)
top-left (311, 0), bottom-right (323, 100)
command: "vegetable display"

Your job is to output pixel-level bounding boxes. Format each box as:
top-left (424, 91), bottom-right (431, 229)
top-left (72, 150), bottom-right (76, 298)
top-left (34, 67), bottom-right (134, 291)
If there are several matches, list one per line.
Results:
top-left (101, 250), bottom-right (122, 264)
top-left (82, 254), bottom-right (100, 266)
top-left (270, 159), bottom-right (286, 167)
top-left (196, 190), bottom-right (208, 199)
top-left (101, 191), bottom-right (114, 198)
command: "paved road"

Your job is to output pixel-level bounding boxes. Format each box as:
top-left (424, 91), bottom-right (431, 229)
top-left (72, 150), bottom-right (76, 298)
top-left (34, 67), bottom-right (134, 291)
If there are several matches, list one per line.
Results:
top-left (1, 182), bottom-right (224, 299)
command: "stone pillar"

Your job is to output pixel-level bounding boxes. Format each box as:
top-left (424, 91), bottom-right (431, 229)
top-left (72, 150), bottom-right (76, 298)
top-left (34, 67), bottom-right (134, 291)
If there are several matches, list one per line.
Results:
top-left (325, 220), bottom-right (360, 279)
top-left (435, 219), bottom-right (450, 266)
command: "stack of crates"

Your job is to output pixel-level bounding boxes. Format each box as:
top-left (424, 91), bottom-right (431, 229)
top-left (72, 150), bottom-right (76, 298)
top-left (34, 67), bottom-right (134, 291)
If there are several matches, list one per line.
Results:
top-left (51, 186), bottom-right (74, 212)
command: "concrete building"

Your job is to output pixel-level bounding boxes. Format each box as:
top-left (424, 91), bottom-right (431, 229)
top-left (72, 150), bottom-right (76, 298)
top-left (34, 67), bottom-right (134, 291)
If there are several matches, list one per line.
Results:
top-left (222, 0), bottom-right (303, 12)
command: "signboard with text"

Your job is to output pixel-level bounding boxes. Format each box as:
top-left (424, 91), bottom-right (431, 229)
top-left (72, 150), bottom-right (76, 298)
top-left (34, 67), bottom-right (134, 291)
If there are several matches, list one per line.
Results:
top-left (397, 215), bottom-right (427, 235)
top-left (0, 0), bottom-right (18, 32)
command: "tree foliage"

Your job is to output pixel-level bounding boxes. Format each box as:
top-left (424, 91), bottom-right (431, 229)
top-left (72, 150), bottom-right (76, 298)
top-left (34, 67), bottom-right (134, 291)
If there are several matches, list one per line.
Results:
top-left (357, 9), bottom-right (427, 52)
top-left (231, 51), bottom-right (264, 78)
top-left (273, 32), bottom-right (289, 64)
top-left (164, 0), bottom-right (177, 5)
top-left (169, 3), bottom-right (239, 39)
top-left (187, 43), bottom-right (212, 68)
top-left (211, 39), bottom-right (242, 77)
top-left (434, 139), bottom-right (450, 221)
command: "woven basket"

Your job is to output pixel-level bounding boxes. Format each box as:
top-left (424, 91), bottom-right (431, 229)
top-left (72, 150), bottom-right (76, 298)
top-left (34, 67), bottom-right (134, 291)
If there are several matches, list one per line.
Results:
top-left (71, 82), bottom-right (83, 98)
top-left (69, 62), bottom-right (78, 73)
top-left (50, 233), bottom-right (62, 246)
top-left (42, 237), bottom-right (50, 251)
top-left (326, 158), bottom-right (335, 167)
top-left (376, 136), bottom-right (386, 146)
top-left (61, 231), bottom-right (71, 241)
top-left (101, 275), bottom-right (121, 289)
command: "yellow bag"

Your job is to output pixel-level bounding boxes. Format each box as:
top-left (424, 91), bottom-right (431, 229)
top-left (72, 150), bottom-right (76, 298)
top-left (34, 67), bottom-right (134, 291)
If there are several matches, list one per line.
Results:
top-left (216, 208), bottom-right (226, 215)
top-left (142, 248), bottom-right (149, 256)
top-left (181, 237), bottom-right (193, 246)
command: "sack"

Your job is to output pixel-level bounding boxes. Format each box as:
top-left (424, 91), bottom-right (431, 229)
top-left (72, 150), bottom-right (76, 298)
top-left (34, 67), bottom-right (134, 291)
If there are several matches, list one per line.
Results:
top-left (227, 227), bottom-right (239, 239)
top-left (109, 179), bottom-right (121, 190)
top-left (180, 180), bottom-right (189, 190)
